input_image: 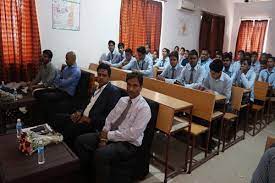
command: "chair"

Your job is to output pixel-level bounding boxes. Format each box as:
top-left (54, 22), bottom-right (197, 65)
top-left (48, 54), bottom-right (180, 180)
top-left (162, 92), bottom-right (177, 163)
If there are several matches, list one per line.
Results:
top-left (265, 136), bottom-right (275, 151)
top-left (222, 86), bottom-right (244, 152)
top-left (110, 98), bottom-right (159, 183)
top-left (249, 81), bottom-right (269, 136)
top-left (89, 63), bottom-right (98, 71)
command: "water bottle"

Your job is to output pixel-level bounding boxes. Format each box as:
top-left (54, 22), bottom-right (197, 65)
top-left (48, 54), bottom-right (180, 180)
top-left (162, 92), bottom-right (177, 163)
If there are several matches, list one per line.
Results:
top-left (16, 119), bottom-right (22, 138)
top-left (14, 88), bottom-right (18, 101)
top-left (37, 140), bottom-right (45, 165)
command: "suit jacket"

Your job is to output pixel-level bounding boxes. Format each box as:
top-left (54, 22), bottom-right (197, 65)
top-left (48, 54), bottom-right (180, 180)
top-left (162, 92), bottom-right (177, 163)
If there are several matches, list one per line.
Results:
top-left (82, 82), bottom-right (121, 131)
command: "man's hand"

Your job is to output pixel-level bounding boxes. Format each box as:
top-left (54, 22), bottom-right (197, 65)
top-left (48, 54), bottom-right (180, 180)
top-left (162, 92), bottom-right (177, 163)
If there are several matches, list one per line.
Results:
top-left (70, 112), bottom-right (82, 123)
top-left (157, 75), bottom-right (165, 81)
top-left (78, 116), bottom-right (91, 124)
top-left (98, 141), bottom-right (107, 148)
top-left (98, 130), bottom-right (108, 148)
top-left (205, 89), bottom-right (215, 94)
top-left (174, 80), bottom-right (182, 85)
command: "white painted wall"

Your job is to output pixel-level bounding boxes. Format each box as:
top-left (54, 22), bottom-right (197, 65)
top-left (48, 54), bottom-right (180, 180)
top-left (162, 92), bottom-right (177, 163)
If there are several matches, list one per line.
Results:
top-left (36, 0), bottom-right (121, 68)
top-left (36, 0), bottom-right (232, 68)
top-left (230, 1), bottom-right (273, 54)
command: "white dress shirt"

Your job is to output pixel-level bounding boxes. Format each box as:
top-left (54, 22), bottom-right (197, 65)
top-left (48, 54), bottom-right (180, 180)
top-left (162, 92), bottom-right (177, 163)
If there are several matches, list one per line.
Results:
top-left (103, 95), bottom-right (151, 147)
top-left (160, 64), bottom-right (183, 84)
top-left (83, 84), bottom-right (108, 117)
top-left (178, 63), bottom-right (204, 89)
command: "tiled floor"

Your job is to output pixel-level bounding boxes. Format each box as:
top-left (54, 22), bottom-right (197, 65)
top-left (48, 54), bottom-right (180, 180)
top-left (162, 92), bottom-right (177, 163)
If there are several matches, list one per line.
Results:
top-left (141, 121), bottom-right (275, 183)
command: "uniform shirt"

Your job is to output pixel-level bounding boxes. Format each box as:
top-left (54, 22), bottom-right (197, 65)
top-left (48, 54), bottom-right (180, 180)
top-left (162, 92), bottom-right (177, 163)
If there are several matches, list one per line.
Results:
top-left (83, 84), bottom-right (108, 117)
top-left (103, 95), bottom-right (151, 147)
top-left (251, 61), bottom-right (261, 75)
top-left (102, 50), bottom-right (121, 64)
top-left (178, 63), bottom-right (204, 89)
top-left (54, 63), bottom-right (81, 96)
top-left (123, 55), bottom-right (153, 77)
top-left (32, 62), bottom-right (57, 87)
top-left (160, 64), bottom-right (183, 84)
top-left (112, 56), bottom-right (136, 68)
top-left (154, 57), bottom-right (170, 70)
top-left (258, 68), bottom-right (275, 89)
top-left (198, 58), bottom-right (213, 79)
top-left (234, 68), bottom-right (256, 101)
top-left (232, 61), bottom-right (241, 74)
top-left (223, 64), bottom-right (236, 82)
top-left (203, 72), bottom-right (232, 103)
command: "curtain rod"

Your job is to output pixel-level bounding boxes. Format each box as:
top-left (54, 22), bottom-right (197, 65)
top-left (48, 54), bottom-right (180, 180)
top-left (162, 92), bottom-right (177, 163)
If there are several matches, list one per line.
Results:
top-left (241, 16), bottom-right (271, 20)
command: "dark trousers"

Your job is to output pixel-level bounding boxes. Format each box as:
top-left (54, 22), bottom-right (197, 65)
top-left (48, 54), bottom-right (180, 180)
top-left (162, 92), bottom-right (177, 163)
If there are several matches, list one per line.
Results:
top-left (52, 113), bottom-right (96, 150)
top-left (33, 88), bottom-right (71, 122)
top-left (75, 133), bottom-right (137, 183)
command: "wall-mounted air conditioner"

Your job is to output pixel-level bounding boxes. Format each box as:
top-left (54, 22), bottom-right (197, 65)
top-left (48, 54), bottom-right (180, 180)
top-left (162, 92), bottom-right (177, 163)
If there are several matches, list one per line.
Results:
top-left (178, 0), bottom-right (196, 11)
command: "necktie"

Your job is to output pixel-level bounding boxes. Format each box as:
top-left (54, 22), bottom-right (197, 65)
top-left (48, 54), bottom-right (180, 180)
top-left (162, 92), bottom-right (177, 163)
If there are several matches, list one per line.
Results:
top-left (140, 61), bottom-right (144, 70)
top-left (266, 71), bottom-right (271, 82)
top-left (161, 60), bottom-right (164, 67)
top-left (171, 67), bottom-right (175, 79)
top-left (189, 67), bottom-right (195, 84)
top-left (110, 53), bottom-right (113, 60)
top-left (111, 99), bottom-right (132, 130)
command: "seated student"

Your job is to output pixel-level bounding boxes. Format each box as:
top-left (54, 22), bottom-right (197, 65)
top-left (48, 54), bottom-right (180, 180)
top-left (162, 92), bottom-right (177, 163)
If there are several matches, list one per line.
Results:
top-left (223, 52), bottom-right (236, 81)
top-left (232, 50), bottom-right (245, 74)
top-left (233, 58), bottom-right (256, 102)
top-left (34, 51), bottom-right (81, 101)
top-left (152, 50), bottom-right (159, 65)
top-left (260, 52), bottom-right (268, 63)
top-left (199, 49), bottom-right (213, 78)
top-left (175, 49), bottom-right (204, 88)
top-left (174, 46), bottom-right (180, 52)
top-left (75, 72), bottom-right (151, 183)
top-left (215, 50), bottom-right (223, 60)
top-left (251, 146), bottom-right (275, 183)
top-left (123, 46), bottom-right (153, 77)
top-left (179, 47), bottom-right (185, 62)
top-left (111, 48), bottom-right (136, 68)
top-left (202, 59), bottom-right (232, 103)
top-left (117, 42), bottom-right (125, 62)
top-left (100, 40), bottom-right (121, 65)
top-left (258, 57), bottom-right (275, 89)
top-left (157, 51), bottom-right (183, 84)
top-left (181, 49), bottom-right (189, 67)
top-left (251, 51), bottom-right (261, 75)
top-left (154, 48), bottom-right (170, 69)
top-left (145, 43), bottom-right (153, 60)
top-left (54, 63), bottom-right (121, 148)
top-left (28, 49), bottom-right (57, 91)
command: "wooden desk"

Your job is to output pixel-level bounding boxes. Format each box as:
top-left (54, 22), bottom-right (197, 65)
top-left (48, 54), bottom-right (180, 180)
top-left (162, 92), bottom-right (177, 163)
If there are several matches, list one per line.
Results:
top-left (111, 80), bottom-right (193, 183)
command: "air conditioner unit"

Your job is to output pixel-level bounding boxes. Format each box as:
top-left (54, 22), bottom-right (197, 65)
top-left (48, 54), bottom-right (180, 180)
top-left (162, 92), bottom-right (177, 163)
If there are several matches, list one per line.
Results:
top-left (179, 0), bottom-right (196, 11)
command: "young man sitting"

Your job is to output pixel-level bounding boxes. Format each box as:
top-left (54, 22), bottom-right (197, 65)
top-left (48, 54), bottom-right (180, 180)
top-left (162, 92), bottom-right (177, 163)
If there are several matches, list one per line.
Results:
top-left (251, 51), bottom-right (261, 76)
top-left (123, 46), bottom-right (153, 77)
top-left (175, 49), bottom-right (204, 88)
top-left (154, 48), bottom-right (170, 70)
top-left (99, 40), bottom-right (121, 65)
top-left (75, 72), bottom-right (151, 183)
top-left (223, 52), bottom-right (236, 81)
top-left (258, 56), bottom-right (275, 89)
top-left (202, 59), bottom-right (232, 103)
top-left (157, 51), bottom-right (183, 84)
top-left (199, 49), bottom-right (213, 79)
top-left (111, 48), bottom-right (136, 69)
top-left (233, 58), bottom-right (256, 102)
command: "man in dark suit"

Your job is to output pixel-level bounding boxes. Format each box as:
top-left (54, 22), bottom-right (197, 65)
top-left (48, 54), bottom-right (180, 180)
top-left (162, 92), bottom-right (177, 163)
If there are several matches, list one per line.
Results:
top-left (52, 63), bottom-right (121, 148)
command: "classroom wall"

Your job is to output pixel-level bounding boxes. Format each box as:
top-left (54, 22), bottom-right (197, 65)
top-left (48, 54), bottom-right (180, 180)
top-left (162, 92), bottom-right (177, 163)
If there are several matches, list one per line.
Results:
top-left (230, 1), bottom-right (274, 54)
top-left (36, 0), bottom-right (232, 68)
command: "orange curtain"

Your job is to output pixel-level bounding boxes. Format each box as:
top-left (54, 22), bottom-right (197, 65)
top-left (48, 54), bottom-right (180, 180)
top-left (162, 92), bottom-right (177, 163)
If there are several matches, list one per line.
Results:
top-left (251, 20), bottom-right (268, 53)
top-left (235, 20), bottom-right (267, 57)
top-left (0, 0), bottom-right (41, 82)
top-left (120, 0), bottom-right (162, 54)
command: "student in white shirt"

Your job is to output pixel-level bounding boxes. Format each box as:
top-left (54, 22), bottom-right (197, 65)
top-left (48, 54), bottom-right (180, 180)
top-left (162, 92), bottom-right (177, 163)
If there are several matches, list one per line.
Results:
top-left (152, 50), bottom-right (159, 65)
top-left (258, 56), bottom-right (275, 89)
top-left (199, 49), bottom-right (213, 79)
top-left (251, 51), bottom-right (261, 76)
top-left (223, 52), bottom-right (236, 81)
top-left (157, 51), bottom-right (183, 84)
top-left (145, 43), bottom-right (153, 60)
top-left (175, 49), bottom-right (204, 88)
top-left (154, 48), bottom-right (170, 69)
top-left (75, 72), bottom-right (151, 183)
top-left (118, 42), bottom-right (125, 62)
top-left (99, 40), bottom-right (121, 65)
top-left (112, 48), bottom-right (135, 68)
top-left (234, 58), bottom-right (256, 102)
top-left (232, 50), bottom-right (245, 74)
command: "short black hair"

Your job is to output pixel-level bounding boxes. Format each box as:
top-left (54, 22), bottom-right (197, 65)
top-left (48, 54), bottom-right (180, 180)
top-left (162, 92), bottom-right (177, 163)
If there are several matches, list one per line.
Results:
top-left (242, 58), bottom-right (252, 66)
top-left (216, 50), bottom-right (223, 56)
top-left (137, 46), bottom-right (146, 55)
top-left (125, 48), bottom-right (133, 55)
top-left (223, 52), bottom-right (232, 60)
top-left (251, 51), bottom-right (258, 56)
top-left (238, 50), bottom-right (245, 55)
top-left (244, 52), bottom-right (251, 59)
top-left (210, 59), bottom-right (223, 73)
top-left (126, 72), bottom-right (143, 86)
top-left (266, 53), bottom-right (273, 59)
top-left (118, 42), bottom-right (125, 48)
top-left (180, 47), bottom-right (185, 52)
top-left (97, 63), bottom-right (111, 77)
top-left (43, 49), bottom-right (53, 59)
top-left (163, 48), bottom-right (170, 55)
top-left (268, 57), bottom-right (275, 62)
top-left (174, 46), bottom-right (179, 50)
top-left (186, 50), bottom-right (190, 53)
top-left (201, 49), bottom-right (209, 53)
top-left (108, 40), bottom-right (115, 45)
top-left (169, 51), bottom-right (179, 60)
top-left (189, 49), bottom-right (198, 57)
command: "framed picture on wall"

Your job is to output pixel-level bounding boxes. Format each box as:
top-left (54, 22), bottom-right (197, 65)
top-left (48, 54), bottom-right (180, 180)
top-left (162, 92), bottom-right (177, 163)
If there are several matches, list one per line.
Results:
top-left (52, 0), bottom-right (80, 31)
